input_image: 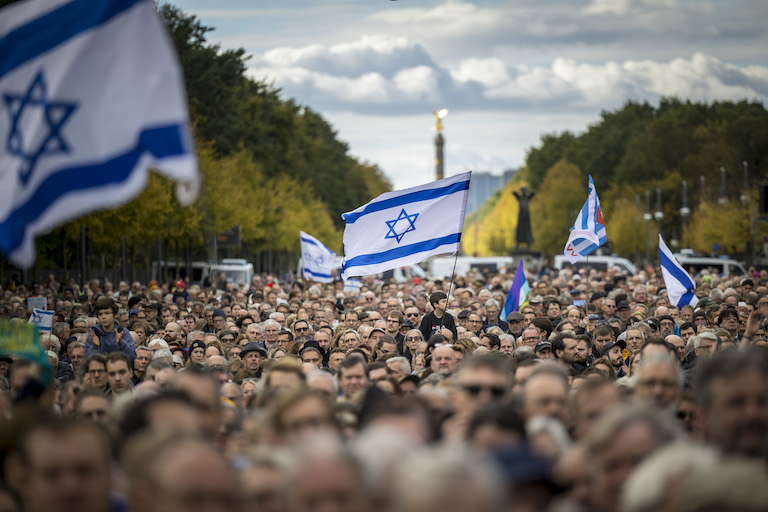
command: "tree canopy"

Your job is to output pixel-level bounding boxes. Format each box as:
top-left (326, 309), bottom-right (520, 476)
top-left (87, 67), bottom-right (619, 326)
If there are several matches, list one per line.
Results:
top-left (468, 98), bottom-right (768, 260)
top-left (23, 3), bottom-right (392, 271)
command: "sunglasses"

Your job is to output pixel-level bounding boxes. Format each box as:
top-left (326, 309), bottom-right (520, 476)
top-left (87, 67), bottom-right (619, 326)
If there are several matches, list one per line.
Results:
top-left (406, 336), bottom-right (422, 341)
top-left (295, 327), bottom-right (310, 332)
top-left (462, 384), bottom-right (506, 398)
top-left (406, 313), bottom-right (419, 317)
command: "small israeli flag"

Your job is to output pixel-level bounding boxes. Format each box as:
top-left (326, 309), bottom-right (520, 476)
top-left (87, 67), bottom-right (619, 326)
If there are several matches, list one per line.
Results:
top-left (341, 172), bottom-right (470, 280)
top-left (659, 235), bottom-right (699, 308)
top-left (300, 231), bottom-right (336, 283)
top-left (0, 0), bottom-right (198, 268)
top-left (564, 175), bottom-right (607, 264)
top-left (28, 308), bottom-right (53, 332)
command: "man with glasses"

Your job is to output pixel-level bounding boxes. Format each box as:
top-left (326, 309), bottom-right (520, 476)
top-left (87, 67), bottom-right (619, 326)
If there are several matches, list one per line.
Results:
top-left (451, 354), bottom-right (511, 428)
top-left (658, 315), bottom-right (676, 337)
top-left (466, 312), bottom-right (484, 336)
top-left (81, 354), bottom-right (108, 392)
top-left (404, 306), bottom-right (421, 328)
top-left (519, 327), bottom-right (541, 349)
top-left (601, 297), bottom-right (616, 320)
top-left (718, 308), bottom-right (740, 339)
top-left (343, 310), bottom-right (360, 330)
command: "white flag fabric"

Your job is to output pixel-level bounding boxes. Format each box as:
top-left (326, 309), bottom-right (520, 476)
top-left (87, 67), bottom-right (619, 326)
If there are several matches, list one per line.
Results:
top-left (0, 0), bottom-right (198, 268)
top-left (563, 175), bottom-right (607, 264)
top-left (659, 235), bottom-right (699, 308)
top-left (300, 231), bottom-right (336, 283)
top-left (341, 172), bottom-right (470, 280)
top-left (29, 308), bottom-right (53, 332)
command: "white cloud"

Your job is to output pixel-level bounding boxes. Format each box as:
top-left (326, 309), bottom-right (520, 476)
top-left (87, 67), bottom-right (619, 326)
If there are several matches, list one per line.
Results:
top-left (249, 35), bottom-right (768, 115)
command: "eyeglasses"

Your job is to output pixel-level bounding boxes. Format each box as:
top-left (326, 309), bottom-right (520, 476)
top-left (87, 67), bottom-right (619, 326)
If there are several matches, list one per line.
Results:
top-left (295, 326), bottom-right (310, 332)
top-left (461, 384), bottom-right (506, 397)
top-left (406, 336), bottom-right (422, 341)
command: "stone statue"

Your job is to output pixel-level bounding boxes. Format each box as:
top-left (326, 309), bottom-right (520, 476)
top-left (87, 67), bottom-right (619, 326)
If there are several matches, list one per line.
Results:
top-left (513, 187), bottom-right (535, 248)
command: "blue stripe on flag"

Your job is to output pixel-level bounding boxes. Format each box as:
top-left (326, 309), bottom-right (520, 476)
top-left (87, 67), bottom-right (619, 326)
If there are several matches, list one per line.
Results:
top-left (0, 123), bottom-right (188, 255)
top-left (304, 269), bottom-right (332, 279)
top-left (342, 179), bottom-right (470, 224)
top-left (677, 290), bottom-right (696, 307)
top-left (659, 250), bottom-right (695, 290)
top-left (0, 0), bottom-right (145, 81)
top-left (300, 236), bottom-right (320, 248)
top-left (342, 233), bottom-right (461, 269)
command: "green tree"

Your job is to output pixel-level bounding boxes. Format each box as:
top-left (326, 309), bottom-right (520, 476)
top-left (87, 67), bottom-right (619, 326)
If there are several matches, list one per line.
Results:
top-left (530, 160), bottom-right (585, 257)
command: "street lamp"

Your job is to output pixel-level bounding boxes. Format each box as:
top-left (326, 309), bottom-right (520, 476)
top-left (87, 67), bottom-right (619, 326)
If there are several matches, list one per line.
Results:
top-left (680, 180), bottom-right (691, 231)
top-left (655, 187), bottom-right (664, 242)
top-left (644, 190), bottom-right (652, 262)
top-left (432, 109), bottom-right (448, 181)
top-left (741, 161), bottom-right (750, 204)
top-left (718, 166), bottom-right (727, 205)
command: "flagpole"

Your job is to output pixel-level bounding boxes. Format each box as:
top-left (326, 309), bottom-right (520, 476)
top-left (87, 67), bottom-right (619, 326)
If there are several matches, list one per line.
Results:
top-left (438, 251), bottom-right (460, 331)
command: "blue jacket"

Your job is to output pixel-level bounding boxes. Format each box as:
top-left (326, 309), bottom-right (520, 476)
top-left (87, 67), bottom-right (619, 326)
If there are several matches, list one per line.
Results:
top-left (86, 320), bottom-right (136, 359)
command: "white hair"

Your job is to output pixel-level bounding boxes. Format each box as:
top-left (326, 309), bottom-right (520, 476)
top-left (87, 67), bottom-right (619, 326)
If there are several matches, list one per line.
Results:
top-left (386, 356), bottom-right (411, 376)
top-left (148, 339), bottom-right (169, 351)
top-left (46, 350), bottom-right (59, 366)
top-left (621, 441), bottom-right (719, 512)
top-left (152, 349), bottom-right (173, 362)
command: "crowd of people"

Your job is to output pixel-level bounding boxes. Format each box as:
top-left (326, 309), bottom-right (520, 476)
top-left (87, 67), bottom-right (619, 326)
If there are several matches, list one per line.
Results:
top-left (1, 262), bottom-right (768, 512)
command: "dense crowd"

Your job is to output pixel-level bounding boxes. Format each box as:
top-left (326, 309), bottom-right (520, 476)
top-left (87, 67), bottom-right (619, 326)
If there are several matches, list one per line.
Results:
top-left (1, 263), bottom-right (768, 512)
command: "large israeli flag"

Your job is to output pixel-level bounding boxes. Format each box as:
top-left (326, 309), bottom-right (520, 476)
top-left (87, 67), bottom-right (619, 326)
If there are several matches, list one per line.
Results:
top-left (659, 235), bottom-right (699, 308)
top-left (300, 231), bottom-right (336, 283)
top-left (0, 0), bottom-right (198, 268)
top-left (563, 175), bottom-right (607, 264)
top-left (341, 172), bottom-right (470, 280)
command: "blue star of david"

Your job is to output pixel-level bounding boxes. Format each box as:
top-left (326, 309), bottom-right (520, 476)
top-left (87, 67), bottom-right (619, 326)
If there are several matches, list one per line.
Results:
top-left (3, 70), bottom-right (77, 185)
top-left (385, 208), bottom-right (419, 243)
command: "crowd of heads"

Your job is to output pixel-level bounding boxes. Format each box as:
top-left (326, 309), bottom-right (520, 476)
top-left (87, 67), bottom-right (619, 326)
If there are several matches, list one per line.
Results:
top-left (1, 265), bottom-right (768, 512)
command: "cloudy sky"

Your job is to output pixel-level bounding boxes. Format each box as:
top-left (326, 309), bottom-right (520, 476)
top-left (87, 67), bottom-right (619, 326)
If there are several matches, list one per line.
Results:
top-left (170, 0), bottom-right (768, 189)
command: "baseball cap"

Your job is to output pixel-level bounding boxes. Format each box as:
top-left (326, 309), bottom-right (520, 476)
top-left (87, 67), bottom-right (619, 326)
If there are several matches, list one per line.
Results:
top-left (600, 339), bottom-right (627, 357)
top-left (534, 341), bottom-right (552, 353)
top-left (616, 301), bottom-right (630, 311)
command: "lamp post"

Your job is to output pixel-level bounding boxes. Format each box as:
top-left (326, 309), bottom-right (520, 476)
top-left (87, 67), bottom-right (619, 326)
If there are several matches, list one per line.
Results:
top-left (741, 161), bottom-right (750, 204)
top-left (718, 166), bottom-right (727, 205)
top-left (655, 187), bottom-right (664, 246)
top-left (680, 180), bottom-right (691, 246)
top-left (433, 109), bottom-right (448, 181)
top-left (644, 190), bottom-right (652, 262)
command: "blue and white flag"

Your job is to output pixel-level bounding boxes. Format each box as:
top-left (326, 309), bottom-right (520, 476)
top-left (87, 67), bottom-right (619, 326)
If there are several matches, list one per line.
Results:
top-left (563, 175), bottom-right (607, 264)
top-left (341, 172), bottom-right (470, 280)
top-left (343, 278), bottom-right (361, 293)
top-left (0, 0), bottom-right (198, 268)
top-left (659, 235), bottom-right (699, 309)
top-left (28, 308), bottom-right (53, 333)
top-left (300, 231), bottom-right (336, 283)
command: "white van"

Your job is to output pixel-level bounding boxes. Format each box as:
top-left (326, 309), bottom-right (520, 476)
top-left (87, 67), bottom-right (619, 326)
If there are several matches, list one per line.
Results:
top-left (427, 256), bottom-right (515, 279)
top-left (553, 255), bottom-right (637, 274)
top-left (209, 259), bottom-right (254, 289)
top-left (673, 255), bottom-right (747, 277)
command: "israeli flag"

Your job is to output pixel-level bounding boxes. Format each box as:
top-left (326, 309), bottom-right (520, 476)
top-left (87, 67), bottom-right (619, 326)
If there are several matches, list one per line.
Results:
top-left (341, 172), bottom-right (470, 280)
top-left (343, 278), bottom-right (362, 293)
top-left (300, 231), bottom-right (336, 283)
top-left (28, 308), bottom-right (53, 332)
top-left (563, 175), bottom-right (607, 264)
top-left (659, 235), bottom-right (699, 308)
top-left (0, 0), bottom-right (198, 268)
